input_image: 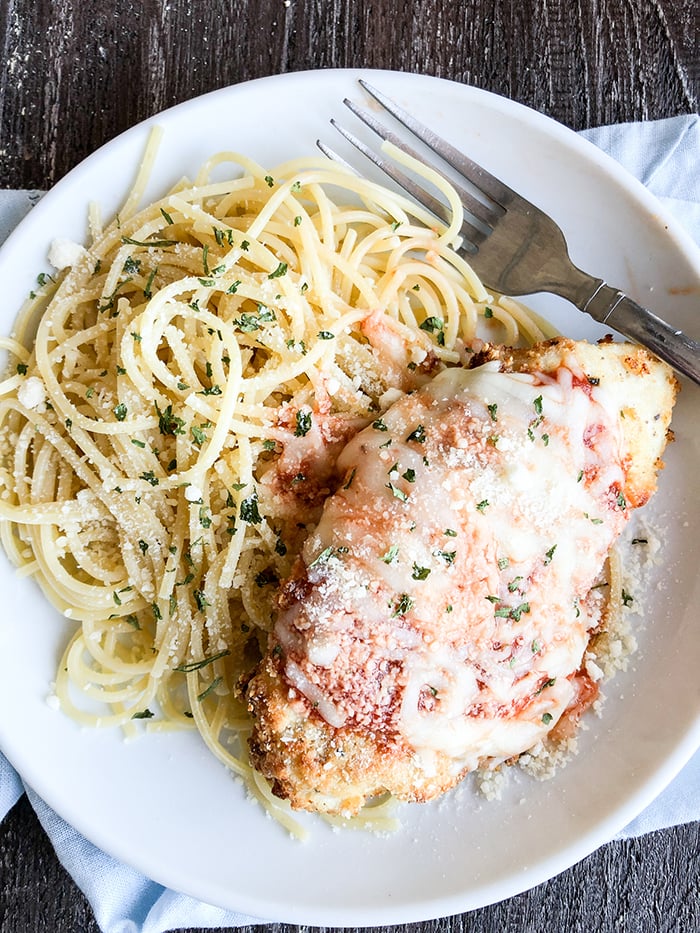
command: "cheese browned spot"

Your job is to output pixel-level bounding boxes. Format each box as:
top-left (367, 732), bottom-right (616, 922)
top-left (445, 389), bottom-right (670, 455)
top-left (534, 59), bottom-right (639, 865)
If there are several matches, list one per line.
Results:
top-left (246, 338), bottom-right (677, 815)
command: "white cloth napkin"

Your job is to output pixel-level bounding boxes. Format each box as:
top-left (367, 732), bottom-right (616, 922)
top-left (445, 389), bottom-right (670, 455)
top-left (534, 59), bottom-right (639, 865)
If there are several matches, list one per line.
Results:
top-left (1, 114), bottom-right (699, 933)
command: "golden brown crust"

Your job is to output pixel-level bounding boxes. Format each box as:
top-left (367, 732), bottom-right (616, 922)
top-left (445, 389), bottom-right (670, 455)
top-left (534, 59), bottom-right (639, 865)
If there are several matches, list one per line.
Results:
top-left (471, 338), bottom-right (678, 508)
top-left (247, 655), bottom-right (465, 813)
top-left (246, 339), bottom-right (678, 816)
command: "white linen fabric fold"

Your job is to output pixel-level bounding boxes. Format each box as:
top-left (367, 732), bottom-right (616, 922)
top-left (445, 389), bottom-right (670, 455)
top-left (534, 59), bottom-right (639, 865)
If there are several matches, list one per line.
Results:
top-left (0, 114), bottom-right (699, 932)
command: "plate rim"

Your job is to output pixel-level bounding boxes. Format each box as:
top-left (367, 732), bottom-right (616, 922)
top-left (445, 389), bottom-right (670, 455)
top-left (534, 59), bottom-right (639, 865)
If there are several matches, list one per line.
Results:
top-left (0, 67), bottom-right (699, 925)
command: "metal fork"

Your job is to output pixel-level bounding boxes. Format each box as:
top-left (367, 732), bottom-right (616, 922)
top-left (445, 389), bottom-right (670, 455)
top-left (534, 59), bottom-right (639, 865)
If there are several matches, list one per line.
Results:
top-left (319, 80), bottom-right (700, 386)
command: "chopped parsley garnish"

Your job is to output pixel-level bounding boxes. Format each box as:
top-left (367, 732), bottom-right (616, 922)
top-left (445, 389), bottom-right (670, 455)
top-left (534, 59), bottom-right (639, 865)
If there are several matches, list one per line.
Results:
top-left (381, 544), bottom-right (399, 564)
top-left (487, 403), bottom-right (498, 422)
top-left (544, 544), bottom-right (557, 565)
top-left (123, 256), bottom-right (141, 275)
top-left (131, 709), bottom-right (154, 719)
top-left (476, 499), bottom-right (489, 512)
top-left (386, 482), bottom-right (408, 502)
top-left (197, 677), bottom-right (222, 702)
top-left (372, 418), bottom-right (388, 432)
top-left (392, 593), bottom-right (414, 617)
top-left (309, 546), bottom-right (333, 568)
top-left (497, 556), bottom-right (509, 570)
top-left (412, 563), bottom-right (431, 580)
top-left (436, 550), bottom-right (456, 565)
top-left (294, 409), bottom-right (312, 437)
top-left (494, 602), bottom-right (530, 621)
top-left (156, 402), bottom-right (186, 436)
top-left (445, 529), bottom-right (457, 537)
top-left (113, 402), bottom-right (128, 421)
top-left (419, 316), bottom-right (445, 345)
top-left (401, 468), bottom-right (416, 483)
top-left (140, 471), bottom-right (159, 486)
top-left (317, 331), bottom-right (335, 340)
top-left (143, 267), bottom-right (158, 299)
top-left (510, 602), bottom-right (530, 621)
top-left (285, 338), bottom-right (307, 355)
top-left (406, 424), bottom-right (426, 443)
top-left (542, 712), bottom-right (553, 725)
top-left (200, 384), bottom-right (222, 396)
top-left (16, 362), bottom-right (28, 375)
top-left (175, 649), bottom-right (231, 673)
top-left (234, 305), bottom-right (276, 332)
top-left (268, 261), bottom-right (288, 279)
top-left (121, 235), bottom-right (176, 248)
top-left (191, 425), bottom-right (208, 446)
top-left (160, 207), bottom-right (174, 225)
top-left (193, 589), bottom-right (210, 612)
top-left (240, 492), bottom-right (262, 524)
top-left (616, 491), bottom-right (627, 510)
top-left (534, 395), bottom-right (543, 415)
top-left (621, 589), bottom-right (634, 607)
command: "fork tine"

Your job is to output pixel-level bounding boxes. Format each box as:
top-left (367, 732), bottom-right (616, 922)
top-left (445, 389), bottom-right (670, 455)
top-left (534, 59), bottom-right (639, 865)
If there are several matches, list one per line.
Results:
top-left (358, 79), bottom-right (516, 211)
top-left (343, 97), bottom-right (499, 228)
top-left (316, 139), bottom-right (359, 176)
top-left (327, 119), bottom-right (484, 252)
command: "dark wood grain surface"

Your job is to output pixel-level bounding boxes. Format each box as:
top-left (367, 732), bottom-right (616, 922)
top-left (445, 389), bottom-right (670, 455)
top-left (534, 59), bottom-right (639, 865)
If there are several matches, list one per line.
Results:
top-left (0, 1), bottom-right (698, 931)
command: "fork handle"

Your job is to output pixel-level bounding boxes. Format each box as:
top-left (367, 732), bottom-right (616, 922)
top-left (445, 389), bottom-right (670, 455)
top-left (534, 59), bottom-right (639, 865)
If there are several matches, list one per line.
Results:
top-left (581, 283), bottom-right (700, 387)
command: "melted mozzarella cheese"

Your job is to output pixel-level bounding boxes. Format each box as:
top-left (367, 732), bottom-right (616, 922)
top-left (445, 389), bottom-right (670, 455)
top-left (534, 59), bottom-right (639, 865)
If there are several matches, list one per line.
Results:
top-left (275, 361), bottom-right (630, 769)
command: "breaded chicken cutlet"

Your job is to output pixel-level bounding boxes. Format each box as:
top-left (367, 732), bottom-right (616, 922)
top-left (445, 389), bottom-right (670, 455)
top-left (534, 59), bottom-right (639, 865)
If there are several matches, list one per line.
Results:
top-left (246, 338), bottom-right (678, 816)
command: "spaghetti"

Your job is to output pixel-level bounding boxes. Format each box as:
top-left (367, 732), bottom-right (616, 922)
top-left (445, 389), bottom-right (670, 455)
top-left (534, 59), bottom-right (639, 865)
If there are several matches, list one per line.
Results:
top-left (0, 135), bottom-right (552, 832)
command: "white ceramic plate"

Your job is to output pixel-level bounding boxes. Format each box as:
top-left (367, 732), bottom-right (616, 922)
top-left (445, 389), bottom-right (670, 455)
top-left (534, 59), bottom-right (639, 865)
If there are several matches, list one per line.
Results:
top-left (0, 70), bottom-right (698, 925)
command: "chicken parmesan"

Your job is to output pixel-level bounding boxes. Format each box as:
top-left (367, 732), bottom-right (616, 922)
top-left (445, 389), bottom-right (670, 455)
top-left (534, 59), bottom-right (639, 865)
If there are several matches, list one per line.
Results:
top-left (247, 338), bottom-right (677, 815)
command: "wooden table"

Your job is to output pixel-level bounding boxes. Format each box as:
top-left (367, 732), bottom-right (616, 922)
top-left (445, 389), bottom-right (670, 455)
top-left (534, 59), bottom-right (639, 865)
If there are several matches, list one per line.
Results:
top-left (0, 1), bottom-right (698, 931)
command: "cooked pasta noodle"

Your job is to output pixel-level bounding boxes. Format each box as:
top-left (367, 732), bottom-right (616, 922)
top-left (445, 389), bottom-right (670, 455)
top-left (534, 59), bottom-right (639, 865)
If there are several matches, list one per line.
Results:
top-left (0, 133), bottom-right (555, 833)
